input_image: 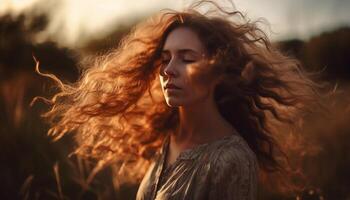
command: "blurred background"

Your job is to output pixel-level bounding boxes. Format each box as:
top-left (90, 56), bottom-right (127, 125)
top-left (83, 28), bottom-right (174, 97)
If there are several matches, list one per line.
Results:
top-left (0, 0), bottom-right (349, 199)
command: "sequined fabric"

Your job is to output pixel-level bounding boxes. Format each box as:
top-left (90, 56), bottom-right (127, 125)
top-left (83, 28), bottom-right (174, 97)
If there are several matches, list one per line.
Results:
top-left (136, 133), bottom-right (258, 200)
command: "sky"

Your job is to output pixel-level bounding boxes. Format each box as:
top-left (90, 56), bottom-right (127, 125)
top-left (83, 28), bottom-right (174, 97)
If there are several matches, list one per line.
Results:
top-left (1, 0), bottom-right (349, 48)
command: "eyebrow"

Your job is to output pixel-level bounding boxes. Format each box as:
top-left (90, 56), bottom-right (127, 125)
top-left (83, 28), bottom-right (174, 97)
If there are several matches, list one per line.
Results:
top-left (161, 48), bottom-right (200, 56)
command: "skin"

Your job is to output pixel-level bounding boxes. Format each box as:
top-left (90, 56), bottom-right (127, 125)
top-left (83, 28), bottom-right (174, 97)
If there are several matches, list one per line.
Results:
top-left (159, 27), bottom-right (238, 168)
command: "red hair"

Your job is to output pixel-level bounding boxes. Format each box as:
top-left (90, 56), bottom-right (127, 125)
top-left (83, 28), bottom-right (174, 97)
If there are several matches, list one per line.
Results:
top-left (34, 0), bottom-right (332, 194)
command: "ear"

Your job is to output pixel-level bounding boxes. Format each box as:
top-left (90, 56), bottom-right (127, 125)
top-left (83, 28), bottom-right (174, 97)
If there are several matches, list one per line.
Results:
top-left (241, 61), bottom-right (256, 84)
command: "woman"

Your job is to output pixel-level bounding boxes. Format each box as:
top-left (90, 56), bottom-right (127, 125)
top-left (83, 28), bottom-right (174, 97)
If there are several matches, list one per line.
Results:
top-left (34, 0), bottom-right (330, 199)
top-left (135, 24), bottom-right (259, 199)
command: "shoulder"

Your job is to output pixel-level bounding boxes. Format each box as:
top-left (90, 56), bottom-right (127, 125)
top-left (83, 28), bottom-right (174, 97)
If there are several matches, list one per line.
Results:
top-left (205, 136), bottom-right (259, 199)
top-left (210, 135), bottom-right (258, 173)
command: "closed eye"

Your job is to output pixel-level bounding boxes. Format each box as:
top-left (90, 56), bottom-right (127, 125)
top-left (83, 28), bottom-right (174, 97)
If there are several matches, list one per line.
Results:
top-left (183, 59), bottom-right (196, 63)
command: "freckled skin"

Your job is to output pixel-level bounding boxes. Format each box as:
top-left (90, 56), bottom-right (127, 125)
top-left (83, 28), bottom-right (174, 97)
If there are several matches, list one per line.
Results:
top-left (159, 27), bottom-right (214, 107)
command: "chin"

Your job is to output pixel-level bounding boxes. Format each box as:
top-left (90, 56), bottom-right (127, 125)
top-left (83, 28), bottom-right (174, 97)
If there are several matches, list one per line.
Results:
top-left (165, 97), bottom-right (184, 107)
top-left (166, 97), bottom-right (195, 108)
top-left (166, 100), bottom-right (180, 107)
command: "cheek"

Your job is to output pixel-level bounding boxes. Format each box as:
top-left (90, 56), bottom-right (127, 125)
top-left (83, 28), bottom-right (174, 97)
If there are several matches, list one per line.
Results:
top-left (185, 67), bottom-right (212, 92)
top-left (185, 80), bottom-right (211, 101)
top-left (185, 61), bottom-right (214, 87)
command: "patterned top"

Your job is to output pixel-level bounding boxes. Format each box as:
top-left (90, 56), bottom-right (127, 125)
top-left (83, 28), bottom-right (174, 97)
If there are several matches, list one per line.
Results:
top-left (136, 132), bottom-right (259, 200)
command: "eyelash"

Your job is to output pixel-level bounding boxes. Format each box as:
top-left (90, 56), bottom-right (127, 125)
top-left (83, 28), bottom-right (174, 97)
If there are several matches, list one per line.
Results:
top-left (183, 59), bottom-right (195, 63)
top-left (161, 58), bottom-right (195, 65)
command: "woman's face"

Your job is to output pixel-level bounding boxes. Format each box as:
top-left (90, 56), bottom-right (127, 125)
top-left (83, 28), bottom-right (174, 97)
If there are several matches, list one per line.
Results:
top-left (159, 26), bottom-right (216, 107)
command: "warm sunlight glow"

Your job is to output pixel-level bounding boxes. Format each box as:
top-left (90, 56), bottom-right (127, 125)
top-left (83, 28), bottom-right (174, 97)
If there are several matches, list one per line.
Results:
top-left (1, 0), bottom-right (349, 47)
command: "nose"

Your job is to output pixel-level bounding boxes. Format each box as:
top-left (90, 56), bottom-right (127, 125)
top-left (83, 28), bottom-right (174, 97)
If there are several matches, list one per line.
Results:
top-left (161, 59), bottom-right (178, 77)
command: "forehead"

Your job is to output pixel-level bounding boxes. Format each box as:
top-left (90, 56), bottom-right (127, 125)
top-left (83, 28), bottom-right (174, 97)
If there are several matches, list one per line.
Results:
top-left (162, 27), bottom-right (206, 54)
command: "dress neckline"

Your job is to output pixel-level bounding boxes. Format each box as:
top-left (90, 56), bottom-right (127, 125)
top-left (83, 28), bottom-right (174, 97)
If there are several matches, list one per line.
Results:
top-left (161, 131), bottom-right (242, 171)
top-left (153, 131), bottom-right (243, 198)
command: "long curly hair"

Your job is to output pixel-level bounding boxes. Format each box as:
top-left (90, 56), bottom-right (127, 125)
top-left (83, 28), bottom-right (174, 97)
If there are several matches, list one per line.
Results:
top-left (34, 0), bottom-right (332, 195)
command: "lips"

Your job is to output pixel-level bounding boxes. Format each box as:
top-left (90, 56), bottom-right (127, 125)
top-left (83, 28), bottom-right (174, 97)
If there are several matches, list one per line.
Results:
top-left (165, 83), bottom-right (181, 90)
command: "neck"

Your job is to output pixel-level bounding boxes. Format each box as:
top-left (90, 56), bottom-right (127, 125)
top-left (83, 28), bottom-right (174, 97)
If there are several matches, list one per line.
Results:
top-left (172, 93), bottom-right (236, 146)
